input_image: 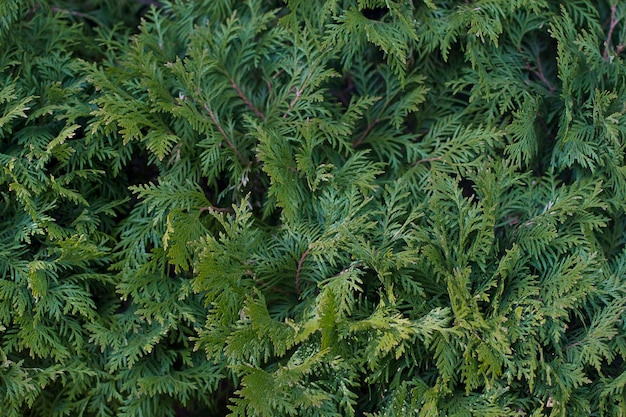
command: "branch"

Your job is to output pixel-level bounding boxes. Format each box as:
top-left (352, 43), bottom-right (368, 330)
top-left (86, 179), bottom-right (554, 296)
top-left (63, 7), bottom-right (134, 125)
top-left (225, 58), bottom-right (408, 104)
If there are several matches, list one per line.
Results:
top-left (295, 248), bottom-right (310, 296)
top-left (352, 118), bottom-right (380, 148)
top-left (283, 83), bottom-right (307, 118)
top-left (604, 4), bottom-right (620, 61)
top-left (51, 7), bottom-right (102, 25)
top-left (415, 156), bottom-right (442, 165)
top-left (231, 79), bottom-right (265, 121)
top-left (202, 102), bottom-right (249, 166)
top-left (282, 53), bottom-right (324, 118)
top-left (532, 56), bottom-right (555, 94)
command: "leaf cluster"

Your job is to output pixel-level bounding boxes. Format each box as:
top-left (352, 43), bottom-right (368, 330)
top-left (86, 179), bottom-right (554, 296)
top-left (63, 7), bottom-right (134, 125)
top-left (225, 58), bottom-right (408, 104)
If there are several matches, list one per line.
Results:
top-left (3, 0), bottom-right (626, 416)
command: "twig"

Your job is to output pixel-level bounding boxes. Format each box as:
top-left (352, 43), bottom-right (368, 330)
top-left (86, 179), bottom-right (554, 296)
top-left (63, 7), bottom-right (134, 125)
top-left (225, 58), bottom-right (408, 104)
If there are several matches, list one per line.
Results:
top-left (231, 79), bottom-right (265, 121)
top-left (51, 7), bottom-right (102, 24)
top-left (533, 56), bottom-right (555, 94)
top-left (283, 83), bottom-right (307, 118)
top-left (352, 118), bottom-right (380, 148)
top-left (295, 248), bottom-right (310, 296)
top-left (282, 51), bottom-right (326, 119)
top-left (604, 5), bottom-right (619, 61)
top-left (51, 6), bottom-right (90, 18)
top-left (415, 156), bottom-right (442, 165)
top-left (202, 103), bottom-right (248, 166)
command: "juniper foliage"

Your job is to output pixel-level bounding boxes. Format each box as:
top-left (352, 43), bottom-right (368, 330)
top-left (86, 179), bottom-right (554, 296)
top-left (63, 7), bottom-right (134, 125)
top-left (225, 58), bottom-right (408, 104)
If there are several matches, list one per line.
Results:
top-left (2, 0), bottom-right (626, 416)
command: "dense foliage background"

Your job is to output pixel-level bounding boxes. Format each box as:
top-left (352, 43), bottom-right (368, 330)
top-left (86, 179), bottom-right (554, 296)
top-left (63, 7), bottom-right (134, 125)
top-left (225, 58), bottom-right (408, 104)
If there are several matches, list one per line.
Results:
top-left (2, 0), bottom-right (626, 415)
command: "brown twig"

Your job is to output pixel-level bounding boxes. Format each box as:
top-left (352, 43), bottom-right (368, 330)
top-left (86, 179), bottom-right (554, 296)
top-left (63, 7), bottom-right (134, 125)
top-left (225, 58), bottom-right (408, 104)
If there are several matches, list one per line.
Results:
top-left (202, 102), bottom-right (248, 166)
top-left (295, 248), bottom-right (310, 296)
top-left (415, 156), bottom-right (443, 165)
top-left (604, 5), bottom-right (620, 61)
top-left (51, 6), bottom-right (102, 24)
top-left (352, 118), bottom-right (380, 148)
top-left (282, 52), bottom-right (325, 118)
top-left (532, 56), bottom-right (555, 94)
top-left (283, 83), bottom-right (306, 118)
top-left (231, 79), bottom-right (265, 121)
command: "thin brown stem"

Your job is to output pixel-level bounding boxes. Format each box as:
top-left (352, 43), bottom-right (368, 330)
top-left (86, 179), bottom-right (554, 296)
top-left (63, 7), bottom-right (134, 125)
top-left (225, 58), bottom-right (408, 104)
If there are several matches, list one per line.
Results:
top-left (565, 340), bottom-right (581, 351)
top-left (231, 79), bottom-right (265, 121)
top-left (533, 56), bottom-right (555, 94)
top-left (282, 51), bottom-right (326, 118)
top-left (283, 84), bottom-right (306, 118)
top-left (415, 156), bottom-right (442, 165)
top-left (352, 118), bottom-right (380, 148)
top-left (295, 248), bottom-right (310, 296)
top-left (202, 102), bottom-right (248, 166)
top-left (51, 6), bottom-right (89, 18)
top-left (51, 6), bottom-right (102, 24)
top-left (604, 5), bottom-right (619, 61)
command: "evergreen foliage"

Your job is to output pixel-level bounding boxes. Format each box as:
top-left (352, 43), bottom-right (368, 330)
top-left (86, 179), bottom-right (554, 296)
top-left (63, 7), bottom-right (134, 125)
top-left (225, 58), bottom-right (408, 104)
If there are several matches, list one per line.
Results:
top-left (2, 0), bottom-right (626, 415)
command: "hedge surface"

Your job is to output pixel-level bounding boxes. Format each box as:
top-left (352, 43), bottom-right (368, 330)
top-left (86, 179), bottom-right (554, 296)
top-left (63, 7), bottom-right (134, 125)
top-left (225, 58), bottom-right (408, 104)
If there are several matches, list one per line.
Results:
top-left (2, 0), bottom-right (626, 416)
